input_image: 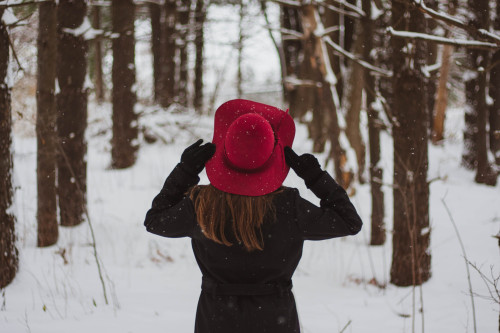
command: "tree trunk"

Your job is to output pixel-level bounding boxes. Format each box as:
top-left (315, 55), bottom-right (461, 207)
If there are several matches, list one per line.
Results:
top-left (425, 0), bottom-right (438, 131)
top-left (150, 2), bottom-right (162, 103)
top-left (362, 0), bottom-right (385, 246)
top-left (193, 0), bottom-right (206, 112)
top-left (280, 6), bottom-right (305, 118)
top-left (92, 6), bottom-right (104, 103)
top-left (300, 3), bottom-right (351, 188)
top-left (490, 0), bottom-right (500, 166)
top-left (321, 0), bottom-right (342, 102)
top-left (177, 0), bottom-right (191, 106)
top-left (464, 0), bottom-right (497, 185)
top-left (159, 0), bottom-right (177, 107)
top-left (432, 44), bottom-right (452, 144)
top-left (111, 0), bottom-right (138, 169)
top-left (390, 0), bottom-right (431, 286)
top-left (0, 11), bottom-right (18, 288)
top-left (344, 25), bottom-right (366, 183)
top-left (57, 0), bottom-right (88, 227)
top-left (37, 1), bottom-right (58, 247)
top-left (237, 1), bottom-right (246, 98)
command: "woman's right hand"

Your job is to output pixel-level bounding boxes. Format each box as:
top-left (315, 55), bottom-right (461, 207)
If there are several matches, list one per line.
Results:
top-left (180, 139), bottom-right (216, 176)
top-left (284, 146), bottom-right (324, 187)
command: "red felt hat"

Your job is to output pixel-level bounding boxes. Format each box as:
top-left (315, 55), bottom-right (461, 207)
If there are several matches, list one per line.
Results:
top-left (206, 99), bottom-right (295, 196)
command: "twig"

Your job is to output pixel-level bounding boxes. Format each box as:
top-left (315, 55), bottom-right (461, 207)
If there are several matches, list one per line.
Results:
top-left (441, 198), bottom-right (477, 333)
top-left (387, 27), bottom-right (499, 50)
top-left (56, 141), bottom-right (109, 306)
top-left (319, 0), bottom-right (365, 16)
top-left (324, 36), bottom-right (392, 77)
top-left (339, 319), bottom-right (352, 333)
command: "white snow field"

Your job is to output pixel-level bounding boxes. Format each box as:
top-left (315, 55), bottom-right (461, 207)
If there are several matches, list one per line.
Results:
top-left (2, 6), bottom-right (499, 333)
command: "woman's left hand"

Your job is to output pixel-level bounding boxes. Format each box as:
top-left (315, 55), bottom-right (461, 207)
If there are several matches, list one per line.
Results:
top-left (180, 139), bottom-right (216, 176)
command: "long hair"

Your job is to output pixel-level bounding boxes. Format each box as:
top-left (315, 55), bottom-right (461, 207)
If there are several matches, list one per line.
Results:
top-left (188, 185), bottom-right (279, 252)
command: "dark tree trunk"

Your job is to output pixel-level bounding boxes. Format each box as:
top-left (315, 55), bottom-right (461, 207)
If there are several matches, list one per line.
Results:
top-left (193, 0), bottom-right (207, 112)
top-left (321, 0), bottom-right (342, 102)
top-left (344, 24), bottom-right (366, 183)
top-left (150, 2), bottom-right (162, 102)
top-left (342, 0), bottom-right (356, 59)
top-left (92, 6), bottom-right (104, 103)
top-left (111, 0), bottom-right (138, 169)
top-left (37, 1), bottom-right (58, 247)
top-left (280, 6), bottom-right (305, 118)
top-left (177, 0), bottom-right (191, 106)
top-left (390, 0), bottom-right (431, 286)
top-left (160, 0), bottom-right (178, 107)
top-left (425, 0), bottom-right (438, 131)
top-left (489, 0), bottom-right (500, 166)
top-left (464, 0), bottom-right (497, 185)
top-left (57, 0), bottom-right (88, 227)
top-left (362, 0), bottom-right (385, 246)
top-left (0, 11), bottom-right (18, 288)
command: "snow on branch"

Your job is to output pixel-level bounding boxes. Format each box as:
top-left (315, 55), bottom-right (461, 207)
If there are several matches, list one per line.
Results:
top-left (0, 0), bottom-right (52, 9)
top-left (315, 1), bottom-right (363, 20)
top-left (269, 0), bottom-right (301, 8)
top-left (323, 36), bottom-right (392, 77)
top-left (387, 27), bottom-right (499, 50)
top-left (411, 0), bottom-right (500, 46)
top-left (313, 1), bottom-right (366, 19)
top-left (62, 17), bottom-right (103, 40)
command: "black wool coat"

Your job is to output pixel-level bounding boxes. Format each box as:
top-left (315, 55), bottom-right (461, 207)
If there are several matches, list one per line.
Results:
top-left (144, 164), bottom-right (363, 333)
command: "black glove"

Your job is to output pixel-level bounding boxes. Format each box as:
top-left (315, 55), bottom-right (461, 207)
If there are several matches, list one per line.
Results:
top-left (180, 139), bottom-right (216, 176)
top-left (284, 146), bottom-right (324, 187)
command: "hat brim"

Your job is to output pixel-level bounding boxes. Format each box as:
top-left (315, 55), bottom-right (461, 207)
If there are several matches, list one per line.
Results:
top-left (206, 99), bottom-right (295, 196)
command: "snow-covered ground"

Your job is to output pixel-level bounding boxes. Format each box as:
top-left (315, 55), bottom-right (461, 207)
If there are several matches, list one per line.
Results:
top-left (2, 5), bottom-right (499, 333)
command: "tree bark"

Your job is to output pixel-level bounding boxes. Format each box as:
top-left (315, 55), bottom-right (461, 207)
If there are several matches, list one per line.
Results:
top-left (177, 0), bottom-right (191, 106)
top-left (464, 0), bottom-right (497, 185)
top-left (92, 6), bottom-right (104, 103)
top-left (193, 0), bottom-right (207, 112)
top-left (280, 5), bottom-right (306, 118)
top-left (321, 0), bottom-right (342, 102)
top-left (111, 0), bottom-right (138, 169)
top-left (37, 1), bottom-right (58, 246)
top-left (490, 0), bottom-right (500, 166)
top-left (362, 0), bottom-right (385, 246)
top-left (432, 44), bottom-right (452, 144)
top-left (57, 0), bottom-right (88, 227)
top-left (344, 25), bottom-right (366, 183)
top-left (390, 0), bottom-right (431, 286)
top-left (150, 2), bottom-right (162, 103)
top-left (0, 10), bottom-right (18, 288)
top-left (159, 0), bottom-right (177, 107)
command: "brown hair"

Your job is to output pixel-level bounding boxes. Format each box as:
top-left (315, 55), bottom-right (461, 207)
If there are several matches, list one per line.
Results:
top-left (188, 185), bottom-right (279, 252)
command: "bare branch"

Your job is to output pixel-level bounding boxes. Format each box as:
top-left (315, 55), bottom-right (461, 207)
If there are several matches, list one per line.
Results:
top-left (411, 0), bottom-right (500, 46)
top-left (320, 25), bottom-right (341, 37)
top-left (280, 27), bottom-right (304, 39)
top-left (323, 36), bottom-right (392, 77)
top-left (0, 0), bottom-right (53, 9)
top-left (319, 0), bottom-right (365, 16)
top-left (284, 76), bottom-right (322, 88)
top-left (387, 27), bottom-right (499, 50)
top-left (7, 30), bottom-right (23, 71)
top-left (315, 1), bottom-right (363, 20)
top-left (268, 0), bottom-right (301, 8)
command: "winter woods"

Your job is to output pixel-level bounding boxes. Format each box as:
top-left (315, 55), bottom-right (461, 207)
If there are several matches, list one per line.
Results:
top-left (1, 0), bottom-right (500, 331)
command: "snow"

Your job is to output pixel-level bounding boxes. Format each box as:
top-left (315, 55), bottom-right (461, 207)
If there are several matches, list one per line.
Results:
top-left (2, 7), bottom-right (499, 333)
top-left (62, 17), bottom-right (102, 41)
top-left (1, 7), bottom-right (17, 26)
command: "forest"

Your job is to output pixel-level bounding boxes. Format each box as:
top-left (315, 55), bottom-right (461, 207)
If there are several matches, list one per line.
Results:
top-left (0, 0), bottom-right (499, 332)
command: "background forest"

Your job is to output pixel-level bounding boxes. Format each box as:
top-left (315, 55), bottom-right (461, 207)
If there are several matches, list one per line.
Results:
top-left (1, 0), bottom-right (499, 332)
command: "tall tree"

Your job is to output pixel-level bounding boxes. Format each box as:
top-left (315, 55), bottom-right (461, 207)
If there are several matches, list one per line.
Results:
top-left (159, 0), bottom-right (178, 107)
top-left (111, 0), bottom-right (138, 169)
top-left (390, 0), bottom-right (431, 286)
top-left (463, 0), bottom-right (497, 185)
top-left (321, 0), bottom-right (342, 102)
top-left (193, 0), bottom-right (207, 111)
top-left (177, 0), bottom-right (191, 106)
top-left (362, 0), bottom-right (385, 245)
top-left (0, 10), bottom-right (18, 288)
top-left (37, 1), bottom-right (58, 246)
top-left (489, 0), bottom-right (500, 166)
top-left (92, 5), bottom-right (104, 103)
top-left (57, 0), bottom-right (88, 226)
top-left (150, 1), bottom-right (162, 102)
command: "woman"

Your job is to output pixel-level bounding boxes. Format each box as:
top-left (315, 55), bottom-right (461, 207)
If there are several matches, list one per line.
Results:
top-left (144, 99), bottom-right (363, 333)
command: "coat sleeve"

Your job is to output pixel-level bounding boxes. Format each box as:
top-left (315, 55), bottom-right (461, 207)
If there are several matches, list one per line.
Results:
top-left (294, 171), bottom-right (363, 240)
top-left (144, 164), bottom-right (199, 238)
